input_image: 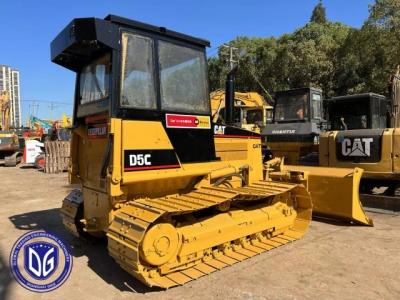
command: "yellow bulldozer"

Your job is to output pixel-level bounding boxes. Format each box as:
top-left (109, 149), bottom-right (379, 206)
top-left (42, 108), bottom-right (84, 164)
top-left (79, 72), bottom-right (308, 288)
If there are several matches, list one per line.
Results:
top-left (52, 15), bottom-right (371, 289)
top-left (263, 87), bottom-right (323, 165)
top-left (210, 90), bottom-right (273, 133)
top-left (319, 68), bottom-right (400, 195)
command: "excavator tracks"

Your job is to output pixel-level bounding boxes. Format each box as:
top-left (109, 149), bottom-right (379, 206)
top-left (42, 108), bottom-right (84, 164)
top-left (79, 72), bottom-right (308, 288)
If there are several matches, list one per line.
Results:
top-left (107, 181), bottom-right (312, 288)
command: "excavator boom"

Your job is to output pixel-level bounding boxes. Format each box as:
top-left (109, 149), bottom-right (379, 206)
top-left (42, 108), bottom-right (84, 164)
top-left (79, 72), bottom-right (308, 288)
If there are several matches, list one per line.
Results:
top-left (210, 90), bottom-right (272, 130)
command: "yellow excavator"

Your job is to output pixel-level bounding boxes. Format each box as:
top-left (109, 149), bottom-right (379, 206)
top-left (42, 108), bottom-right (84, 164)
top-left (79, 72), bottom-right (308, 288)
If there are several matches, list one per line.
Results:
top-left (0, 91), bottom-right (10, 130)
top-left (61, 113), bottom-right (72, 128)
top-left (210, 90), bottom-right (273, 133)
top-left (52, 15), bottom-right (371, 289)
top-left (0, 91), bottom-right (22, 166)
top-left (211, 88), bottom-right (274, 160)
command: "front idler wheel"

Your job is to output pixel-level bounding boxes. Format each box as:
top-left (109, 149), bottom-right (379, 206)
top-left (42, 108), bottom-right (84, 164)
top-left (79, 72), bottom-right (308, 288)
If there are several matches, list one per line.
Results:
top-left (140, 223), bottom-right (180, 266)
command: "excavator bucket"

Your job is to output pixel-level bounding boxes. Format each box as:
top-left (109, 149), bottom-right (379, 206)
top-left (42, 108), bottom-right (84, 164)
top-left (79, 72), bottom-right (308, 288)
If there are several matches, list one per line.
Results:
top-left (281, 165), bottom-right (373, 226)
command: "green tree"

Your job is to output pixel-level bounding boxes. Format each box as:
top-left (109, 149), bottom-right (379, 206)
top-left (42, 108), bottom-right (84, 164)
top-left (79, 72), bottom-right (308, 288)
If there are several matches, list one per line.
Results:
top-left (310, 1), bottom-right (327, 24)
top-left (283, 22), bottom-right (350, 97)
top-left (208, 37), bottom-right (275, 98)
top-left (208, 56), bottom-right (224, 92)
top-left (335, 0), bottom-right (400, 96)
top-left (367, 0), bottom-right (400, 32)
top-left (208, 0), bottom-right (400, 99)
top-left (208, 20), bottom-right (350, 98)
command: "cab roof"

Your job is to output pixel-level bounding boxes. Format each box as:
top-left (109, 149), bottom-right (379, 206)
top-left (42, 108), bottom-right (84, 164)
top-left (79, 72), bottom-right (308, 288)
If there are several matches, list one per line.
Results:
top-left (51, 15), bottom-right (210, 72)
top-left (104, 15), bottom-right (210, 47)
top-left (328, 93), bottom-right (386, 102)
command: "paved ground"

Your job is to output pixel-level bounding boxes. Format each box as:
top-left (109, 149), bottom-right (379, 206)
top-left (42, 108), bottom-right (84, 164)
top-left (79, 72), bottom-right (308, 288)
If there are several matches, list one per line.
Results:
top-left (1, 167), bottom-right (400, 300)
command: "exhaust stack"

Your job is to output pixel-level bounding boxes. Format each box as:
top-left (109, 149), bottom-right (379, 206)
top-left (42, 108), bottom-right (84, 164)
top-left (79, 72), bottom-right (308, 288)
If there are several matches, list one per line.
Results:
top-left (390, 66), bottom-right (400, 128)
top-left (225, 66), bottom-right (238, 124)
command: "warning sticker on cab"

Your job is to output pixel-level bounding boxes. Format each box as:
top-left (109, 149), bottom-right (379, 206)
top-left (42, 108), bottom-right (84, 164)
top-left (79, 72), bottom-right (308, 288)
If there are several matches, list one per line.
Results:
top-left (165, 114), bottom-right (211, 129)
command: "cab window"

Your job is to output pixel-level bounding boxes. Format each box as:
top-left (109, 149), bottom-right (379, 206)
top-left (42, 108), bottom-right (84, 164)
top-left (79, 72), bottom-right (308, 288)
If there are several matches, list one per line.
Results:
top-left (158, 41), bottom-right (209, 114)
top-left (120, 32), bottom-right (157, 109)
top-left (311, 93), bottom-right (322, 119)
top-left (246, 109), bottom-right (263, 124)
top-left (80, 53), bottom-right (110, 104)
top-left (274, 92), bottom-right (308, 121)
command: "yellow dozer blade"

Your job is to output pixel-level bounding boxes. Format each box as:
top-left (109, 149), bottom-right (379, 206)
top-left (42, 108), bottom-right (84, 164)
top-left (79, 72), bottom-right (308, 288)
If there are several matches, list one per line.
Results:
top-left (281, 165), bottom-right (373, 226)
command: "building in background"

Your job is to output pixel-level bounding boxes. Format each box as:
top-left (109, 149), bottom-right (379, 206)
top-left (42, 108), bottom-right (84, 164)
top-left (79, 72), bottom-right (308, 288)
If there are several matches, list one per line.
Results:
top-left (0, 65), bottom-right (21, 127)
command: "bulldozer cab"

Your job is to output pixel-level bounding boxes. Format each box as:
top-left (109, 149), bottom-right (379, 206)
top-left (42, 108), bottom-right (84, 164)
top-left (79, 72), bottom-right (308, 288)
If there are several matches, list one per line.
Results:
top-left (320, 93), bottom-right (391, 169)
top-left (53, 16), bottom-right (211, 120)
top-left (263, 87), bottom-right (323, 164)
top-left (266, 87), bottom-right (323, 133)
top-left (320, 93), bottom-right (395, 176)
top-left (273, 87), bottom-right (323, 123)
top-left (52, 16), bottom-right (217, 182)
top-left (326, 93), bottom-right (389, 131)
